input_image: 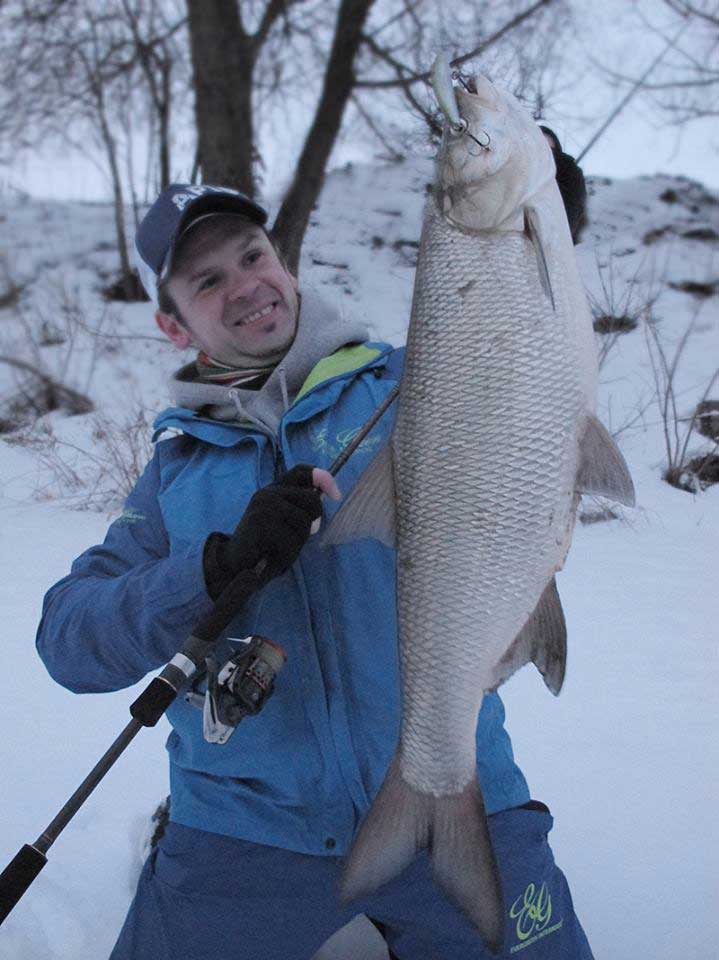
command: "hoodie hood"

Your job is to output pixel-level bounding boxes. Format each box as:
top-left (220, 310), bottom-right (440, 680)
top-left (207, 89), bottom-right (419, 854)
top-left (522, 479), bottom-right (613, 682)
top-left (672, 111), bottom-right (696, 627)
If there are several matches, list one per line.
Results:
top-left (169, 286), bottom-right (369, 434)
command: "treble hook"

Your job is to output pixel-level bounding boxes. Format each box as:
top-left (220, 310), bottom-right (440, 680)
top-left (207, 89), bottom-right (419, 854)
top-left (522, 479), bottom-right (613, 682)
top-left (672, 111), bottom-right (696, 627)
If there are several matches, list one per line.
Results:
top-left (468, 129), bottom-right (491, 152)
top-left (449, 70), bottom-right (491, 152)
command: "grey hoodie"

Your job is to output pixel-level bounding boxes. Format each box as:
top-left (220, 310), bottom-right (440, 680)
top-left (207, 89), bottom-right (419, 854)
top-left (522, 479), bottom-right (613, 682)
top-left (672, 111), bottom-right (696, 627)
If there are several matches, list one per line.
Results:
top-left (169, 287), bottom-right (369, 435)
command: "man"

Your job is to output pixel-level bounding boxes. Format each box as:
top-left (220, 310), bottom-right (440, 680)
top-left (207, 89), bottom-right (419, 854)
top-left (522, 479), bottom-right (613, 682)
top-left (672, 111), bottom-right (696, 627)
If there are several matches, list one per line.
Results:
top-left (36, 142), bottom-right (593, 958)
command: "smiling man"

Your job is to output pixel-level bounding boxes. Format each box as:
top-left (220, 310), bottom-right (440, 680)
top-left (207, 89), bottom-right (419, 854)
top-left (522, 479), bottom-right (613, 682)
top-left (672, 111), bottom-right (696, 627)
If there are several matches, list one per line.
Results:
top-left (155, 215), bottom-right (300, 368)
top-left (36, 179), bottom-right (594, 960)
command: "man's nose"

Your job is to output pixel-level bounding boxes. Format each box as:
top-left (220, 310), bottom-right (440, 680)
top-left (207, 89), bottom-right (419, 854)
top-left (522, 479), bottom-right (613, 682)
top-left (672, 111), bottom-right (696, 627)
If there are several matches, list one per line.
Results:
top-left (227, 267), bottom-right (257, 302)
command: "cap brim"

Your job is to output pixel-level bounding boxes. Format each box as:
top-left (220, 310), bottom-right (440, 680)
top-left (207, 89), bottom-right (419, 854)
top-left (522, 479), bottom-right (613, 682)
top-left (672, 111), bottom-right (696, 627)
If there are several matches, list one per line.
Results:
top-left (161, 194), bottom-right (269, 282)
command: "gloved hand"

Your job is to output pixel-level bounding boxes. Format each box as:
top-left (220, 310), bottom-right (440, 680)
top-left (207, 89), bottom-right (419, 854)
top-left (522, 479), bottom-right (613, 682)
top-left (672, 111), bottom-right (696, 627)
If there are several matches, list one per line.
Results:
top-left (540, 125), bottom-right (588, 244)
top-left (203, 464), bottom-right (341, 600)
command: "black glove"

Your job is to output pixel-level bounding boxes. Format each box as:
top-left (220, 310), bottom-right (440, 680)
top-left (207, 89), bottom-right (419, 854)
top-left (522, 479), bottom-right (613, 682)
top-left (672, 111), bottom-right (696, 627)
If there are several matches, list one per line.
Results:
top-left (203, 464), bottom-right (322, 601)
top-left (540, 125), bottom-right (588, 244)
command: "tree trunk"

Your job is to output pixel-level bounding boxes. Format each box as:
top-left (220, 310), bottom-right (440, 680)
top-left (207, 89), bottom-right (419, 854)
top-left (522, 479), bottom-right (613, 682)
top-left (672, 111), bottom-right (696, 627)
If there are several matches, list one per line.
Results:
top-left (158, 60), bottom-right (171, 189)
top-left (185, 0), bottom-right (255, 195)
top-left (190, 142), bottom-right (201, 184)
top-left (98, 107), bottom-right (135, 300)
top-left (271, 0), bottom-right (376, 274)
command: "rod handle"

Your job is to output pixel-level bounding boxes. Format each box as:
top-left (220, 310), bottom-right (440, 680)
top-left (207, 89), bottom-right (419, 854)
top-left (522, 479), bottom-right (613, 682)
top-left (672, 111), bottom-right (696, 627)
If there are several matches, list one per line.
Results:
top-left (0, 844), bottom-right (47, 925)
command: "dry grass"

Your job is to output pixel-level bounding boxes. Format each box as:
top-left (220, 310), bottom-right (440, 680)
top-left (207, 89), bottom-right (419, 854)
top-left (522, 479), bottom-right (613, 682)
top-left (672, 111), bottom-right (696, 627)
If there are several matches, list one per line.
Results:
top-left (644, 309), bottom-right (719, 492)
top-left (22, 405), bottom-right (155, 512)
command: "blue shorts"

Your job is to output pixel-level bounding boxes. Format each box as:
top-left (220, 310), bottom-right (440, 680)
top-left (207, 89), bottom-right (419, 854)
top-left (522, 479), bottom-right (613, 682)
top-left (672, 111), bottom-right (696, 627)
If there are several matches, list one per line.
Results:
top-left (110, 801), bottom-right (593, 960)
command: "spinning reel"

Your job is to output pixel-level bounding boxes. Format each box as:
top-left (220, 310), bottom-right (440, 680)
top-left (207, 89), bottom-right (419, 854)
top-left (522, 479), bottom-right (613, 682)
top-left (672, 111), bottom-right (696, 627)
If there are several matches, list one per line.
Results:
top-left (185, 636), bottom-right (287, 744)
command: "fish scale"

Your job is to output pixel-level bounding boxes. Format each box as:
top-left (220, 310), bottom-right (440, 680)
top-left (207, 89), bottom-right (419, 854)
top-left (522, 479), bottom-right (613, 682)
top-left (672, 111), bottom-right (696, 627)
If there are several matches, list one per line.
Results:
top-left (333, 62), bottom-right (634, 953)
top-left (394, 205), bottom-right (583, 793)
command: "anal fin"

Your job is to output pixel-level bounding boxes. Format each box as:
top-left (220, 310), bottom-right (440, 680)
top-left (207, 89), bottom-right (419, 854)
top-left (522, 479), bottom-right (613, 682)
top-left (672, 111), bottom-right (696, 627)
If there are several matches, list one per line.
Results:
top-left (492, 577), bottom-right (567, 696)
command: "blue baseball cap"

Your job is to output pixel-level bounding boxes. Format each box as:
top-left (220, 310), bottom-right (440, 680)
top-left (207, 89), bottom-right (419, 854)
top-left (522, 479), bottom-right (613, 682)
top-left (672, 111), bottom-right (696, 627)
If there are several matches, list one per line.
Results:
top-left (135, 183), bottom-right (269, 306)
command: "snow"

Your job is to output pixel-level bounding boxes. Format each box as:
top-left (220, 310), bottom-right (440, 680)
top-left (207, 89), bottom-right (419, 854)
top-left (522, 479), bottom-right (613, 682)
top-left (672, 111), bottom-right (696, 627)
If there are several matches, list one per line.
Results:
top-left (1, 158), bottom-right (717, 959)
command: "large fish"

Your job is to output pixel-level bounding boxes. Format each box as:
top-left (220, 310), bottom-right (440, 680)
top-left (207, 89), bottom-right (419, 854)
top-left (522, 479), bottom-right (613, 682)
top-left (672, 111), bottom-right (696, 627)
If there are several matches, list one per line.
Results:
top-left (325, 55), bottom-right (634, 953)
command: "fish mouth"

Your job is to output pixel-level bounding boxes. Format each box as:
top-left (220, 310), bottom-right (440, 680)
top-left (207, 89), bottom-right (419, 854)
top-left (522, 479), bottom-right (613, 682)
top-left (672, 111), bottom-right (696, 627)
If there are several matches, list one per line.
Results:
top-left (455, 74), bottom-right (478, 95)
top-left (233, 300), bottom-right (280, 327)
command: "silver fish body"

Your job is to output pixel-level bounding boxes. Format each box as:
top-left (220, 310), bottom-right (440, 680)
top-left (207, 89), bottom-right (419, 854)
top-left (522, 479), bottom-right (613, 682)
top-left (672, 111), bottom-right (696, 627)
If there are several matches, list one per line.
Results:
top-left (329, 58), bottom-right (634, 954)
top-left (395, 206), bottom-right (585, 794)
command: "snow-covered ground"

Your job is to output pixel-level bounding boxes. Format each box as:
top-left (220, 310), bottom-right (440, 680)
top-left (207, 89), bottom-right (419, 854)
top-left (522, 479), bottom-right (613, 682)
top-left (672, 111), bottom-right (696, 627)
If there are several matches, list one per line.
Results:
top-left (0, 158), bottom-right (717, 959)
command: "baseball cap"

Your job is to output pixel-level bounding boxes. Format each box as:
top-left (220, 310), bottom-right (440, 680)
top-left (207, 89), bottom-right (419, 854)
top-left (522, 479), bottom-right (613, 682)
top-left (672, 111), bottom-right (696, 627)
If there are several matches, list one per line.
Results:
top-left (135, 183), bottom-right (269, 307)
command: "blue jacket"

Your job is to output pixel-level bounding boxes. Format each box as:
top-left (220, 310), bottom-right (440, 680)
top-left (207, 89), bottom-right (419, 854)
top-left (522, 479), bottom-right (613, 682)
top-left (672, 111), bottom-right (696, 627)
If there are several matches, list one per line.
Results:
top-left (36, 342), bottom-right (530, 855)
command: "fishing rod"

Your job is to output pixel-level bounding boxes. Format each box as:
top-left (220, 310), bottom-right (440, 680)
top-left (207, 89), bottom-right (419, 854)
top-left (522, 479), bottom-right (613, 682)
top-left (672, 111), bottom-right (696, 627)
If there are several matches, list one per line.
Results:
top-left (577, 20), bottom-right (689, 163)
top-left (0, 382), bottom-right (400, 926)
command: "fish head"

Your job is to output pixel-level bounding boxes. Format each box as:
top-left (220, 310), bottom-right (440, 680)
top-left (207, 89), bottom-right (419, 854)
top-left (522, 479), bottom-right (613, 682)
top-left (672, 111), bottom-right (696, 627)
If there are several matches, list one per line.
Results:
top-left (434, 72), bottom-right (555, 232)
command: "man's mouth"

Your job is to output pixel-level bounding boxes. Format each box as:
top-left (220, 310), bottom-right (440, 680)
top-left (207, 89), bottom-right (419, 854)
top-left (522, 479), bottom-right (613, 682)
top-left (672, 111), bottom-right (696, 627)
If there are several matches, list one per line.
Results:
top-left (235, 301), bottom-right (279, 327)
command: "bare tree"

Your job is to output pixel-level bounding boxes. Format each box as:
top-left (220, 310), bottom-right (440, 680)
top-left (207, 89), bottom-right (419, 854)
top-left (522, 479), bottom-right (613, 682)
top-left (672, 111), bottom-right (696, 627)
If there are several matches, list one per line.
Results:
top-left (2, 0), bottom-right (571, 279)
top-left (185, 0), bottom-right (292, 196)
top-left (0, 0), bottom-right (188, 296)
top-left (601, 1), bottom-right (719, 127)
top-left (185, 0), bottom-right (565, 272)
top-left (654, 1), bottom-right (719, 123)
top-left (270, 0), bottom-right (377, 270)
top-left (120, 0), bottom-right (188, 192)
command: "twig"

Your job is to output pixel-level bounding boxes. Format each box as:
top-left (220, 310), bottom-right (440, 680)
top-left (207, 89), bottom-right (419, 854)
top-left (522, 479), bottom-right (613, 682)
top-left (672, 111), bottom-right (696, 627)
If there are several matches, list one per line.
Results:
top-left (577, 20), bottom-right (689, 162)
top-left (350, 92), bottom-right (405, 161)
top-left (356, 0), bottom-right (555, 89)
top-left (0, 355), bottom-right (93, 415)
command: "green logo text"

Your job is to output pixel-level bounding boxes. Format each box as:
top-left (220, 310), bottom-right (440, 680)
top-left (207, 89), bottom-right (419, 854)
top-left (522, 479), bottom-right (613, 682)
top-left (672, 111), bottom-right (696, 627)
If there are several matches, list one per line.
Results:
top-left (509, 881), bottom-right (563, 953)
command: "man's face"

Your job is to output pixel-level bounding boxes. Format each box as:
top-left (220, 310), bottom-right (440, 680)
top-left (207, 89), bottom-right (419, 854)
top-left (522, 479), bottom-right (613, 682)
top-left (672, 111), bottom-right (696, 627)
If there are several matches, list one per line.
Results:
top-left (156, 221), bottom-right (299, 365)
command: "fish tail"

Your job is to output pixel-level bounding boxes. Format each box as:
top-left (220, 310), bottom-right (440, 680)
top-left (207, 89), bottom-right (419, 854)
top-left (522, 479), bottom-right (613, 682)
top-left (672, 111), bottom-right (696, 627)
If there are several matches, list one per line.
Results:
top-left (340, 757), bottom-right (505, 955)
top-left (431, 778), bottom-right (505, 954)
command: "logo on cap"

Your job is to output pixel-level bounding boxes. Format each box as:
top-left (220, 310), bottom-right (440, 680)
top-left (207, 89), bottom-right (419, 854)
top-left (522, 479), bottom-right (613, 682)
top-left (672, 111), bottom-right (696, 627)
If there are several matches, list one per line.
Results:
top-left (171, 184), bottom-right (242, 212)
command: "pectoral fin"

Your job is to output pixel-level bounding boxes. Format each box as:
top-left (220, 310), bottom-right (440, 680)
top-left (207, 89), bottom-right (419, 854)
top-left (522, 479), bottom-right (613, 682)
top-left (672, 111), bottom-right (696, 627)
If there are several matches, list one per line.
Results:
top-left (321, 440), bottom-right (396, 548)
top-left (525, 206), bottom-right (555, 311)
top-left (491, 577), bottom-right (567, 696)
top-left (577, 415), bottom-right (636, 506)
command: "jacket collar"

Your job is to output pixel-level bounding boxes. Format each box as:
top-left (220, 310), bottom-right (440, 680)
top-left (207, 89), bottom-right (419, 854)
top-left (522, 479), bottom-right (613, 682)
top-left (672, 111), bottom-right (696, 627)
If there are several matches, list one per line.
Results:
top-left (153, 340), bottom-right (394, 445)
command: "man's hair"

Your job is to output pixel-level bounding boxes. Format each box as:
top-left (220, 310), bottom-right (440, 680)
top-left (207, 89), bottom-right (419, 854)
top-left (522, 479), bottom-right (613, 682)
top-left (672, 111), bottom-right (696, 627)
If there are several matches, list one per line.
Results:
top-left (158, 282), bottom-right (183, 322)
top-left (157, 213), bottom-right (287, 325)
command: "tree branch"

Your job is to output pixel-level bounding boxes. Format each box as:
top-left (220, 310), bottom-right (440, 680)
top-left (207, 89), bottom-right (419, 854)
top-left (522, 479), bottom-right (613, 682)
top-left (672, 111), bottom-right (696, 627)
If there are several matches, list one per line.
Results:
top-left (271, 0), bottom-right (377, 272)
top-left (253, 0), bottom-right (306, 50)
top-left (663, 0), bottom-right (719, 27)
top-left (350, 91), bottom-right (404, 159)
top-left (366, 0), bottom-right (423, 40)
top-left (356, 0), bottom-right (555, 89)
top-left (354, 28), bottom-right (440, 134)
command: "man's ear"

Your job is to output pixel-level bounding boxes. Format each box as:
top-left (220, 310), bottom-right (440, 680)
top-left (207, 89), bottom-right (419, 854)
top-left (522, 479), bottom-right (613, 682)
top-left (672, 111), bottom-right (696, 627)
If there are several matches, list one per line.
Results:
top-left (156, 311), bottom-right (193, 350)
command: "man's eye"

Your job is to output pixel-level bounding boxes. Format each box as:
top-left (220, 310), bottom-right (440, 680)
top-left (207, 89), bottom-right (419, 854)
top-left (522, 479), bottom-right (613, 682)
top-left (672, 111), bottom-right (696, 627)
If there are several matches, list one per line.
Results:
top-left (244, 249), bottom-right (262, 266)
top-left (198, 274), bottom-right (219, 292)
